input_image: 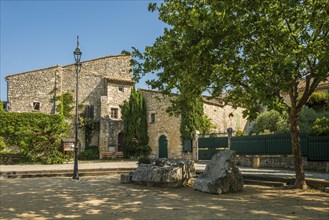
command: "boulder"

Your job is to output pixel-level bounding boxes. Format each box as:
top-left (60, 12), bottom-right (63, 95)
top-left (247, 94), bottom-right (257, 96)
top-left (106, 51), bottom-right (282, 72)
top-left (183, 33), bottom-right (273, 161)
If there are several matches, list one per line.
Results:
top-left (194, 150), bottom-right (243, 194)
top-left (131, 159), bottom-right (195, 187)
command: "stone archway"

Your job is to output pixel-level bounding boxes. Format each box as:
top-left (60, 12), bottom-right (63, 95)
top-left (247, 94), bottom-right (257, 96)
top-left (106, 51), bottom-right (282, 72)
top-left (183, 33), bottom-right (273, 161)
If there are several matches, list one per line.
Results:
top-left (159, 135), bottom-right (168, 158)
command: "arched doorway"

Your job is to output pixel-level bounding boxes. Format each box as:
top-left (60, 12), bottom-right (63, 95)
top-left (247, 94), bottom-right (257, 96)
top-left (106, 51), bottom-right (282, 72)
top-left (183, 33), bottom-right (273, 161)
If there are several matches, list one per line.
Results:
top-left (159, 135), bottom-right (168, 158)
top-left (118, 132), bottom-right (124, 152)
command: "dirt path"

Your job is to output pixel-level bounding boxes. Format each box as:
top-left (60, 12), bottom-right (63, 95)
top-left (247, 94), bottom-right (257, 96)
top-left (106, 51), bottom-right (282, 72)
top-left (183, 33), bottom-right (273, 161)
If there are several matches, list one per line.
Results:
top-left (1, 175), bottom-right (328, 220)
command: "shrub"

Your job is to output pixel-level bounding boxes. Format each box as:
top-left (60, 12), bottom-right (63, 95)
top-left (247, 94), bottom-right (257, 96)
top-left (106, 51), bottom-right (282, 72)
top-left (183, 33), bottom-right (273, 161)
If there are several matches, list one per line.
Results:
top-left (253, 110), bottom-right (282, 134)
top-left (299, 106), bottom-right (318, 134)
top-left (306, 92), bottom-right (328, 111)
top-left (0, 111), bottom-right (69, 164)
top-left (235, 130), bottom-right (245, 136)
top-left (0, 100), bottom-right (3, 112)
top-left (311, 117), bottom-right (329, 136)
top-left (78, 145), bottom-right (99, 160)
top-left (0, 136), bottom-right (6, 151)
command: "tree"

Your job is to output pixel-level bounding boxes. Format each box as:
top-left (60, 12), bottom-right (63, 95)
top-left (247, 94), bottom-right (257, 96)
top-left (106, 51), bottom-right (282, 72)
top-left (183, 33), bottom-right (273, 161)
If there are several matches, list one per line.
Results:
top-left (0, 100), bottom-right (3, 112)
top-left (120, 87), bottom-right (150, 157)
top-left (132, 0), bottom-right (329, 189)
top-left (166, 90), bottom-right (212, 139)
top-left (305, 91), bottom-right (328, 110)
top-left (253, 110), bottom-right (285, 134)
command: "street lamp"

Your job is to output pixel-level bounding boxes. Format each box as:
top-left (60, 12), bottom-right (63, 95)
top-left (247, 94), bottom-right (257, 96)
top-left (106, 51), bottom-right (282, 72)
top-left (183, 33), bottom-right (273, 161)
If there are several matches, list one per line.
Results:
top-left (73, 36), bottom-right (82, 180)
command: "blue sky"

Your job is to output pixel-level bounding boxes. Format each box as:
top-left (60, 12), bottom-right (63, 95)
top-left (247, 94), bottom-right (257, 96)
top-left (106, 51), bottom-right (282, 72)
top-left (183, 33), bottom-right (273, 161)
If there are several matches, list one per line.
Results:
top-left (0, 0), bottom-right (165, 101)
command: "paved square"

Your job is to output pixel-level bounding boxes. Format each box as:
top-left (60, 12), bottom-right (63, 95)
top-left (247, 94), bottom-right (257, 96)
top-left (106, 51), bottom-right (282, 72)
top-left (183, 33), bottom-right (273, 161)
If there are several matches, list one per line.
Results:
top-left (1, 175), bottom-right (328, 219)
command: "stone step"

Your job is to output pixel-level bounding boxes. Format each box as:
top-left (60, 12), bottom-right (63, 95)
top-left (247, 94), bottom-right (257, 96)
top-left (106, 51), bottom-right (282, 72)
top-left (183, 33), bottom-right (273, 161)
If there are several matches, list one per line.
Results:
top-left (196, 172), bottom-right (329, 189)
top-left (242, 174), bottom-right (329, 188)
top-left (244, 179), bottom-right (287, 187)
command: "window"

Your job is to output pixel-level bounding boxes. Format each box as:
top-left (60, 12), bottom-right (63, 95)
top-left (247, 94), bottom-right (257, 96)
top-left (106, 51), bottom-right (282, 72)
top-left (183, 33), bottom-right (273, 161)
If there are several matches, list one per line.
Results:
top-left (150, 113), bottom-right (156, 123)
top-left (33, 102), bottom-right (40, 111)
top-left (110, 108), bottom-right (119, 119)
top-left (118, 86), bottom-right (124, 92)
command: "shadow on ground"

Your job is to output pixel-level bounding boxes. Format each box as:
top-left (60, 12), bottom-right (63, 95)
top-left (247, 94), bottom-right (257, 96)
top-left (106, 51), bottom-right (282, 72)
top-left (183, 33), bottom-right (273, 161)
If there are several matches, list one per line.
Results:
top-left (1, 175), bottom-right (328, 220)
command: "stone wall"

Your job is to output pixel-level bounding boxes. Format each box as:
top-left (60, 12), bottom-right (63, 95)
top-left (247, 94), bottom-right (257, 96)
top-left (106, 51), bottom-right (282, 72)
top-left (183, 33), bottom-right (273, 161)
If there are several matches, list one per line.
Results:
top-left (99, 79), bottom-right (133, 152)
top-left (142, 90), bottom-right (248, 160)
top-left (203, 104), bottom-right (248, 134)
top-left (6, 55), bottom-right (131, 117)
top-left (142, 90), bottom-right (182, 159)
top-left (237, 155), bottom-right (328, 172)
top-left (6, 66), bottom-right (60, 113)
top-left (6, 55), bottom-right (131, 150)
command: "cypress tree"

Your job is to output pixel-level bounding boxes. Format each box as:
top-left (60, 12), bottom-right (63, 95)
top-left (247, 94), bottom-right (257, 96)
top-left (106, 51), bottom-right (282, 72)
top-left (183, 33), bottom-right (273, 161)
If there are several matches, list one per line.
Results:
top-left (120, 87), bottom-right (150, 157)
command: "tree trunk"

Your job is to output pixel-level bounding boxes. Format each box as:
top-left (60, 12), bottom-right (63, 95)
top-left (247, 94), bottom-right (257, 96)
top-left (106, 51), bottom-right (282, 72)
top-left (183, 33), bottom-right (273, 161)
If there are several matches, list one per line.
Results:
top-left (289, 107), bottom-right (308, 190)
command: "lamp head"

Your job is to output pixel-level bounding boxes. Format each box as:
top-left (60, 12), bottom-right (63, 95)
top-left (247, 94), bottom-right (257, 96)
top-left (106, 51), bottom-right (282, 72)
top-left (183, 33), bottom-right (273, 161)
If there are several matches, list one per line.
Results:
top-left (73, 36), bottom-right (82, 63)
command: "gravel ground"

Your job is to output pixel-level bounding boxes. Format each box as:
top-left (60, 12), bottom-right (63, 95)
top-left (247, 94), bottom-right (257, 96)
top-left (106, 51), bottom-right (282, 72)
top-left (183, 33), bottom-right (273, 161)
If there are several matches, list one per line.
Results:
top-left (1, 175), bottom-right (328, 220)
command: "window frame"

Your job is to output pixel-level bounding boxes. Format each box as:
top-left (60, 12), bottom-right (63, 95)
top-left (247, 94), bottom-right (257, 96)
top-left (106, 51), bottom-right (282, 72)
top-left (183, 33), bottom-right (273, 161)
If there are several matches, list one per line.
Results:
top-left (110, 108), bottom-right (119, 119)
top-left (118, 86), bottom-right (124, 92)
top-left (32, 101), bottom-right (41, 111)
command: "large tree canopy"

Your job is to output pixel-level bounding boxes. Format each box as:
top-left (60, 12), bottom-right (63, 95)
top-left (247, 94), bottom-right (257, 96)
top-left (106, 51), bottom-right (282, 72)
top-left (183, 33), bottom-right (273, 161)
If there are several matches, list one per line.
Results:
top-left (133, 0), bottom-right (329, 189)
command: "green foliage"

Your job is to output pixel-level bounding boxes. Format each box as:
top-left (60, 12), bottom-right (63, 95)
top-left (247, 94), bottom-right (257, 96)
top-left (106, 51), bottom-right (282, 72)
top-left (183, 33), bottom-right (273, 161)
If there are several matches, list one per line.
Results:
top-left (311, 117), bottom-right (329, 136)
top-left (78, 145), bottom-right (99, 160)
top-left (79, 118), bottom-right (100, 148)
top-left (132, 1), bottom-right (329, 187)
top-left (235, 130), bottom-right (245, 136)
top-left (168, 93), bottom-right (212, 139)
top-left (306, 92), bottom-right (328, 111)
top-left (254, 110), bottom-right (283, 134)
top-left (276, 116), bottom-right (290, 133)
top-left (0, 111), bottom-right (70, 164)
top-left (121, 50), bottom-right (131, 55)
top-left (120, 87), bottom-right (150, 158)
top-left (0, 136), bottom-right (6, 151)
top-left (133, 0), bottom-right (328, 117)
top-left (300, 106), bottom-right (329, 133)
top-left (299, 106), bottom-right (318, 134)
top-left (0, 100), bottom-right (3, 112)
top-left (327, 89), bottom-right (329, 110)
top-left (55, 92), bottom-right (74, 118)
top-left (254, 107), bottom-right (329, 134)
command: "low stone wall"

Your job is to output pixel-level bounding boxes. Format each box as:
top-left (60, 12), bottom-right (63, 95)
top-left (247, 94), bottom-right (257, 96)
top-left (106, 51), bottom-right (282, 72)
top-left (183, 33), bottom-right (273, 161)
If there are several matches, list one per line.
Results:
top-left (236, 155), bottom-right (328, 172)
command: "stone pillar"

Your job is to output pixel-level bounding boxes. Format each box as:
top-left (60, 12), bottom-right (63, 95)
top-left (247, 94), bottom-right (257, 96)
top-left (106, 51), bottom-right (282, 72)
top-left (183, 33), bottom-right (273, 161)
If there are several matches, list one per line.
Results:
top-left (227, 127), bottom-right (233, 150)
top-left (252, 155), bottom-right (260, 168)
top-left (193, 130), bottom-right (200, 161)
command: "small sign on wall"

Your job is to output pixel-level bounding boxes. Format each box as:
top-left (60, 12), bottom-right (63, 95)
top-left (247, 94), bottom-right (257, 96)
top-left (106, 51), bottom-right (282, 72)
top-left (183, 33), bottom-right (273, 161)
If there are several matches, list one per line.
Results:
top-left (63, 142), bottom-right (74, 152)
top-left (62, 138), bottom-right (76, 152)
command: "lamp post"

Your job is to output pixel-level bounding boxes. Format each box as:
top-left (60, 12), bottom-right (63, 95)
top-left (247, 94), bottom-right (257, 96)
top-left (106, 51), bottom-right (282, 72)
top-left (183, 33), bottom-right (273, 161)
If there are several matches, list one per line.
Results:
top-left (73, 36), bottom-right (82, 180)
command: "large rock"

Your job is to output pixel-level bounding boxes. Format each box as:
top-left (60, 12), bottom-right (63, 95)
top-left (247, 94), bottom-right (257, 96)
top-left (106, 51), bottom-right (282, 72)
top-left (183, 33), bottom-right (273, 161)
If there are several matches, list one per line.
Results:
top-left (194, 150), bottom-right (243, 194)
top-left (131, 159), bottom-right (195, 187)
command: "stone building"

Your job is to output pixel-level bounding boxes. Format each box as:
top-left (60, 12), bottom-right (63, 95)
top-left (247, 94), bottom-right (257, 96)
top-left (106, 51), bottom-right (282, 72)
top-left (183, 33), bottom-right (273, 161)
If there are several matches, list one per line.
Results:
top-left (5, 55), bottom-right (247, 159)
top-left (142, 89), bottom-right (247, 159)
